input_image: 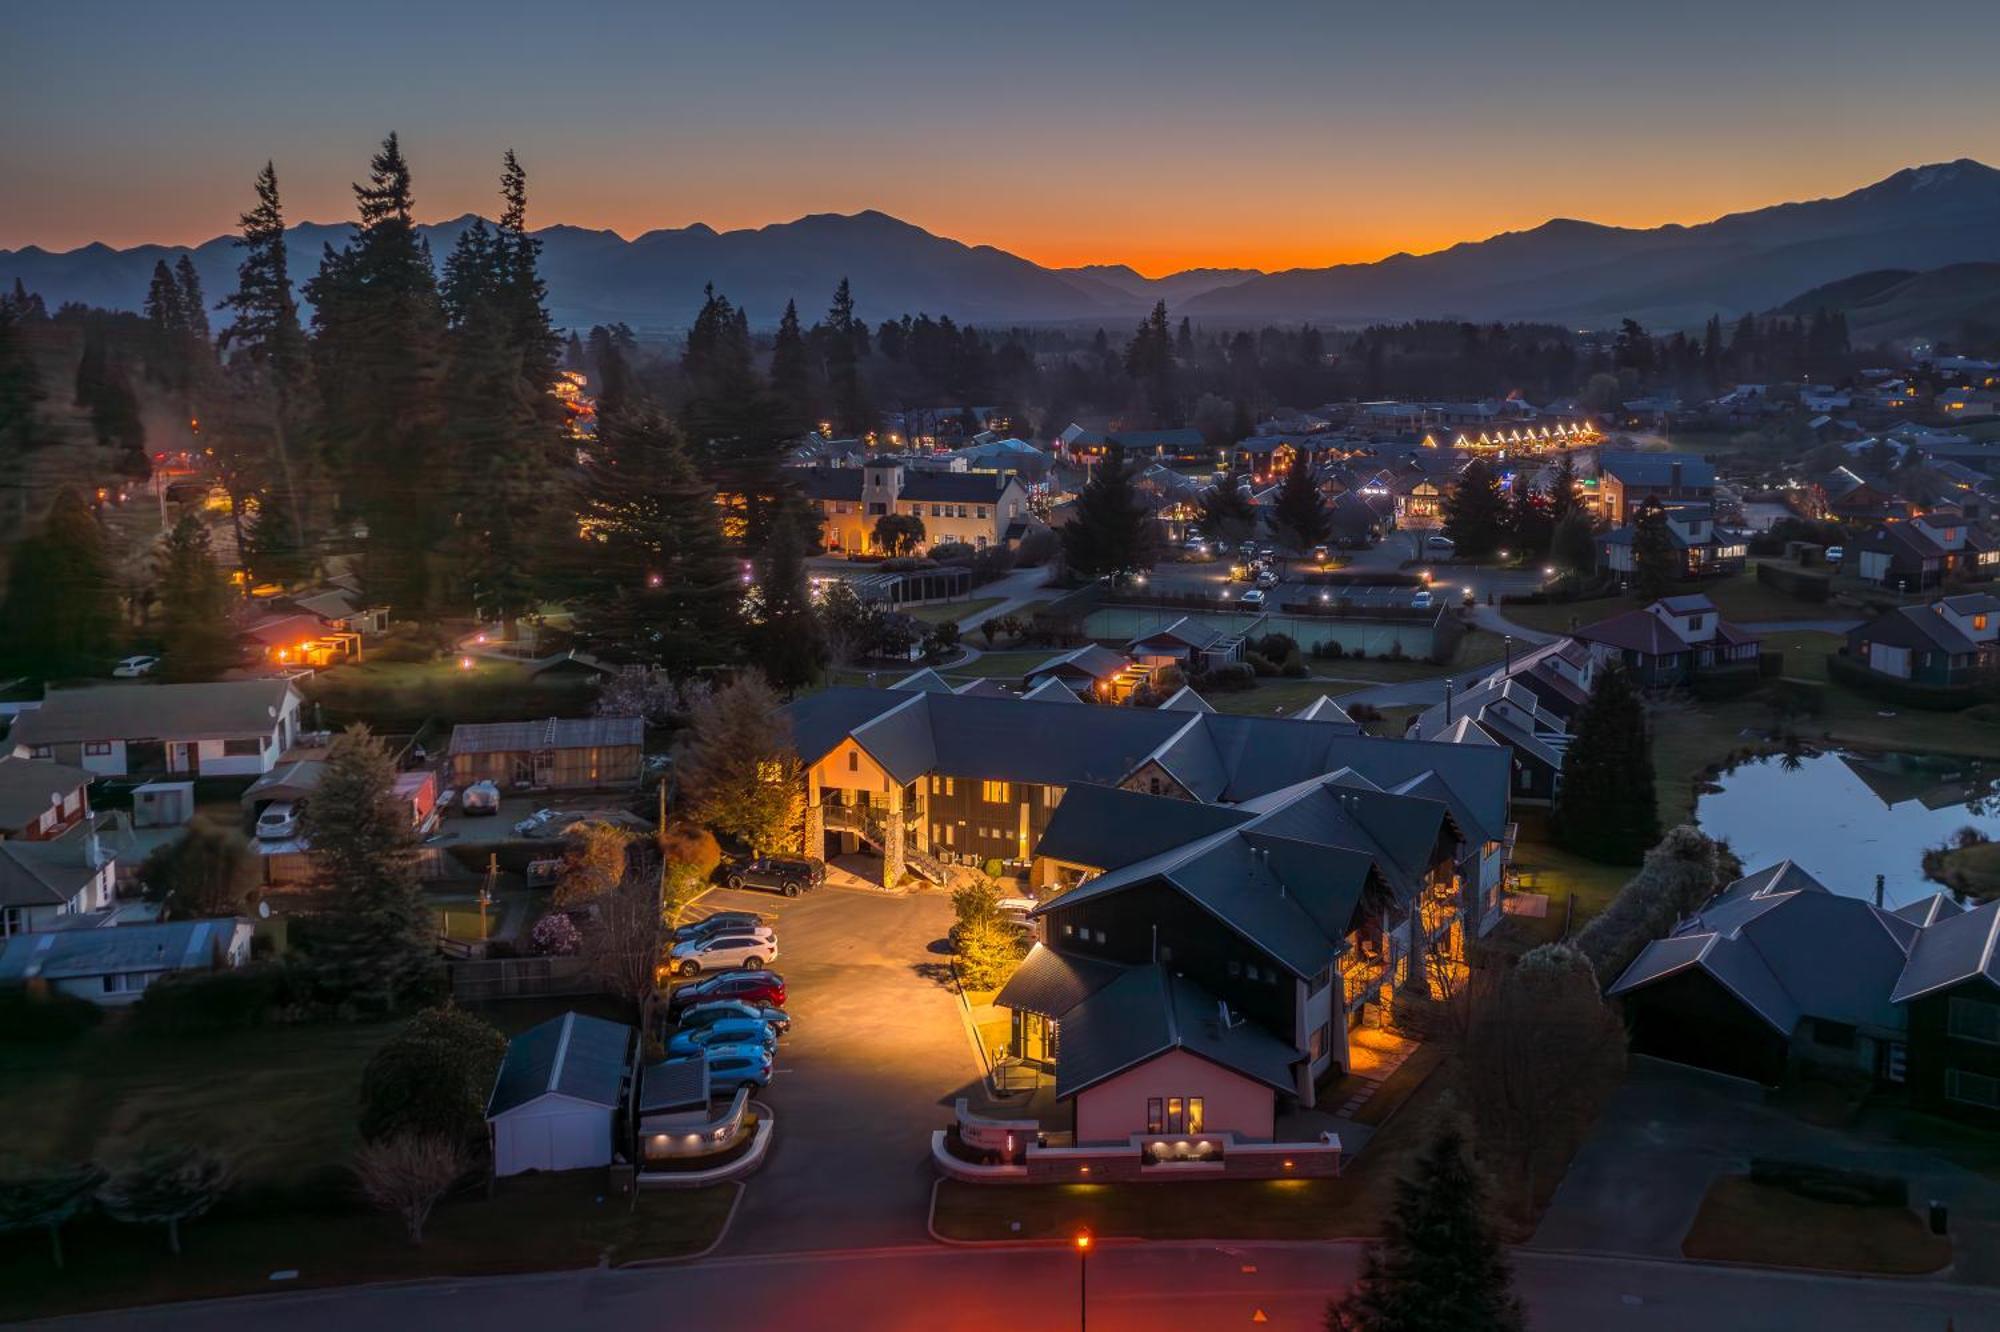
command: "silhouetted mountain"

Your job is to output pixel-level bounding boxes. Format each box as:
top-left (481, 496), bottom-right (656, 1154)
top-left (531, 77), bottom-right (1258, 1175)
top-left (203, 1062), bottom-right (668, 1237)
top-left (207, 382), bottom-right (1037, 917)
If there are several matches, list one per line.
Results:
top-left (1776, 263), bottom-right (2000, 345)
top-left (1182, 159), bottom-right (2000, 330)
top-left (5, 160), bottom-right (1997, 335)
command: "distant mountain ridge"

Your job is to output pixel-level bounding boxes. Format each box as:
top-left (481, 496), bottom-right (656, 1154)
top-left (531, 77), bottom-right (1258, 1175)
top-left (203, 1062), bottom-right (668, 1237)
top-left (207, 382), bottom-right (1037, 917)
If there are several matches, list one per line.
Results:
top-left (1776, 263), bottom-right (2000, 345)
top-left (4, 159), bottom-right (1997, 336)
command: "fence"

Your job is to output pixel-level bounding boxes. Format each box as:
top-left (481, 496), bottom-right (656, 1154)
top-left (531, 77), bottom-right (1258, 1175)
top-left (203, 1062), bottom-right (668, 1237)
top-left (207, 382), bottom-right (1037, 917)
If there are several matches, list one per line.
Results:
top-left (447, 955), bottom-right (597, 1002)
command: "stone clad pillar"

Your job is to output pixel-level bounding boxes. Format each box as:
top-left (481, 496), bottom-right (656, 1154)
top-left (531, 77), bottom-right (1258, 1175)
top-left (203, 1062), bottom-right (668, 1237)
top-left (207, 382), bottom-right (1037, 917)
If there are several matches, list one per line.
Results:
top-left (883, 783), bottom-right (906, 887)
top-left (804, 767), bottom-right (824, 859)
top-left (914, 782), bottom-right (931, 853)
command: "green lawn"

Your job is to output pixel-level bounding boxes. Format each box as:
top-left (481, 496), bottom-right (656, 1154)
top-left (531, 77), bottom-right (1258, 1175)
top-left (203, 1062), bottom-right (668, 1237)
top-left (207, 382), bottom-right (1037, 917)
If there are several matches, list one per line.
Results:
top-left (1680, 1175), bottom-right (1949, 1275)
top-left (0, 1174), bottom-right (736, 1322)
top-left (1501, 567), bottom-right (1840, 636)
top-left (906, 596), bottom-right (1004, 625)
top-left (945, 649), bottom-right (1064, 680)
top-left (1500, 838), bottom-right (1633, 946)
top-left (434, 903), bottom-right (498, 941)
top-left (305, 657), bottom-right (595, 729)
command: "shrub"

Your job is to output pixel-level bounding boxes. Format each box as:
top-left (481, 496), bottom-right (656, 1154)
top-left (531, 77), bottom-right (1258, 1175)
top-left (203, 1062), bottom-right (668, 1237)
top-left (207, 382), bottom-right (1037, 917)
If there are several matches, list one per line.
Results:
top-left (982, 858), bottom-right (1005, 879)
top-left (1013, 528), bottom-right (1058, 567)
top-left (0, 987), bottom-right (104, 1045)
top-left (130, 965), bottom-right (296, 1035)
top-left (528, 912), bottom-right (582, 956)
top-left (1576, 825), bottom-right (1733, 984)
top-left (1254, 633), bottom-right (1298, 660)
top-left (1245, 651), bottom-right (1277, 677)
top-left (358, 1006), bottom-right (508, 1148)
top-left (1384, 640), bottom-right (1407, 661)
top-left (1312, 640), bottom-right (1345, 660)
top-left (1346, 701), bottom-right (1383, 723)
top-left (1280, 656), bottom-right (1309, 678)
top-left (1205, 662), bottom-right (1256, 691)
top-left (1826, 652), bottom-right (1977, 710)
top-left (658, 821), bottom-right (722, 878)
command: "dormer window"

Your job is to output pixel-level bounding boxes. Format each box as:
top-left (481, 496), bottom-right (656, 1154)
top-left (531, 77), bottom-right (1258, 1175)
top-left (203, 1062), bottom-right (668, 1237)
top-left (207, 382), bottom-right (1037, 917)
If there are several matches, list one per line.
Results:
top-left (1977, 615), bottom-right (1989, 632)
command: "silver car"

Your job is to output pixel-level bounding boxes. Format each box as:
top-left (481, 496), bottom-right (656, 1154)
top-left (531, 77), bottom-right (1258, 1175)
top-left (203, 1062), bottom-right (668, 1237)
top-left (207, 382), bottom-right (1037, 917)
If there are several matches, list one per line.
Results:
top-left (669, 931), bottom-right (778, 977)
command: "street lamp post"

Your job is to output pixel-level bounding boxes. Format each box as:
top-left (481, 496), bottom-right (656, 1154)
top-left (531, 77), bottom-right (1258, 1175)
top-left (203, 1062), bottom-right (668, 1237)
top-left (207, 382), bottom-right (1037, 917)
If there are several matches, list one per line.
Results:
top-left (1075, 1230), bottom-right (1092, 1330)
top-left (1504, 634), bottom-right (1514, 676)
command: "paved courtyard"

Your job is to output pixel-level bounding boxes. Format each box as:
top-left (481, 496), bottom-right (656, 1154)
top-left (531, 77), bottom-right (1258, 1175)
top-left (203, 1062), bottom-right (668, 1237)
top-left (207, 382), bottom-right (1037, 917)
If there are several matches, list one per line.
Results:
top-left (675, 882), bottom-right (978, 1254)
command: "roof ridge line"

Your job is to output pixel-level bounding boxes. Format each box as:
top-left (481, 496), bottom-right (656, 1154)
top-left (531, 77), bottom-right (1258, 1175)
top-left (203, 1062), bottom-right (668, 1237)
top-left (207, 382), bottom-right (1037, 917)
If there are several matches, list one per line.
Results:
top-left (1159, 966), bottom-right (1181, 1046)
top-left (548, 1011), bottom-right (575, 1096)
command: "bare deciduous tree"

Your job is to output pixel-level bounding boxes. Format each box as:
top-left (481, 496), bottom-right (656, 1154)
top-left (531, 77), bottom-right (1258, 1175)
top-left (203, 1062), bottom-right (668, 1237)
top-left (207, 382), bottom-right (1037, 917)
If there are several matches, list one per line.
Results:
top-left (352, 1133), bottom-right (466, 1245)
top-left (584, 863), bottom-right (666, 1019)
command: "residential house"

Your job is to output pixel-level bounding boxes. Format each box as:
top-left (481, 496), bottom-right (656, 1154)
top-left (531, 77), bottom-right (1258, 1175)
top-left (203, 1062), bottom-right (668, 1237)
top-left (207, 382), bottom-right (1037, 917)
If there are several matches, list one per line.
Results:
top-left (1595, 452), bottom-right (1717, 526)
top-left (1600, 503), bottom-right (1748, 581)
top-left (8, 680), bottom-right (304, 778)
top-left (1126, 617), bottom-right (1233, 672)
top-left (0, 831), bottom-right (116, 938)
top-left (1844, 593), bottom-right (2000, 686)
top-left (1609, 865), bottom-right (2000, 1124)
top-left (1849, 512), bottom-right (2000, 590)
top-left (1573, 595), bottom-right (1762, 688)
top-left (0, 917), bottom-right (252, 1004)
top-left (447, 716), bottom-right (644, 791)
top-left (1023, 645), bottom-right (1133, 698)
top-left (1061, 426), bottom-right (1209, 466)
top-left (0, 756), bottom-right (93, 842)
top-left (785, 687), bottom-right (1511, 921)
top-left (798, 459), bottom-right (1028, 555)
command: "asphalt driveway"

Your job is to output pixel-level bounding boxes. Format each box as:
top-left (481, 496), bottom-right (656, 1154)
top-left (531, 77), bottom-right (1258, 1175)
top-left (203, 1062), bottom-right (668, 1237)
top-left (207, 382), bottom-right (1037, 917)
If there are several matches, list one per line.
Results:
top-left (674, 883), bottom-right (978, 1254)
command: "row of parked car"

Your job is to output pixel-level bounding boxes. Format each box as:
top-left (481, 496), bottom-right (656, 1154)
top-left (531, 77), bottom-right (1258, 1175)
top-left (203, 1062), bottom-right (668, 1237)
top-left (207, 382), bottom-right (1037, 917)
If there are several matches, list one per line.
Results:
top-left (661, 911), bottom-right (793, 1094)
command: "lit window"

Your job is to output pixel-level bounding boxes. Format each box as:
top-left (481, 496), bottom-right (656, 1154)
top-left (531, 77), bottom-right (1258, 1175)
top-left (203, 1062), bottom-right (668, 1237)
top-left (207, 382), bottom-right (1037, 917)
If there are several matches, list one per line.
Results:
top-left (1977, 616), bottom-right (1990, 632)
top-left (847, 751), bottom-right (859, 772)
top-left (981, 780), bottom-right (1010, 804)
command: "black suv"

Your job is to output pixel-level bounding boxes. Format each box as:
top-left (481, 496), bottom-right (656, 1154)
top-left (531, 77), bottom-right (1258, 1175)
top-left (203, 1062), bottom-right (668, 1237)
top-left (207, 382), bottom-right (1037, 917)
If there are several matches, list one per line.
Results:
top-left (724, 855), bottom-right (826, 897)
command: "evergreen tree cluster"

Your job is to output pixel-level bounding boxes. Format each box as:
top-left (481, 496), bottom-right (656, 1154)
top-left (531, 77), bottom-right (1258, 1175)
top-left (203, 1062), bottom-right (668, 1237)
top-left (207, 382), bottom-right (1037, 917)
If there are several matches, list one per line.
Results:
top-left (1550, 663), bottom-right (1661, 865)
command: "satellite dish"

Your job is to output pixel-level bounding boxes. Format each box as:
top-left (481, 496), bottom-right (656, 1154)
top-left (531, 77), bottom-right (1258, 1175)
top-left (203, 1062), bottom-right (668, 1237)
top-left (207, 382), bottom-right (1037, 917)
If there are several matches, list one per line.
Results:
top-left (268, 705), bottom-right (278, 718)
top-left (257, 900), bottom-right (272, 919)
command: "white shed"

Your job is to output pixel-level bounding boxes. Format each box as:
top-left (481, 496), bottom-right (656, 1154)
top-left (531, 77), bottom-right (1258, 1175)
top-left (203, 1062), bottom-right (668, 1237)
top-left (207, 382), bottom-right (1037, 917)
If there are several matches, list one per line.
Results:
top-left (486, 1011), bottom-right (635, 1177)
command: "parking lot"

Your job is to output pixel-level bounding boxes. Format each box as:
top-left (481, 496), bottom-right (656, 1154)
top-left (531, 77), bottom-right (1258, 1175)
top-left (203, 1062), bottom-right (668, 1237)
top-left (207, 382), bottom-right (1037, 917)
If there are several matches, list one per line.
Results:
top-left (672, 881), bottom-right (977, 1254)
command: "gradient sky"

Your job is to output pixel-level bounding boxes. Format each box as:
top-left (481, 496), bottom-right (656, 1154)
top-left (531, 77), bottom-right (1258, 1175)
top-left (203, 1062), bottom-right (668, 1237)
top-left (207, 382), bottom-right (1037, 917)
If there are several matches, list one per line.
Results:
top-left (6, 0), bottom-right (1999, 274)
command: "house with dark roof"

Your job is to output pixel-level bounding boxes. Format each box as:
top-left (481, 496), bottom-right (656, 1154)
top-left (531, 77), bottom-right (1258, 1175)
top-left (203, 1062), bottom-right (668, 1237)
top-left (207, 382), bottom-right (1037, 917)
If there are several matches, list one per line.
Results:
top-left (786, 686), bottom-right (1511, 921)
top-left (1600, 503), bottom-right (1748, 582)
top-left (8, 680), bottom-right (304, 778)
top-left (1844, 593), bottom-right (2000, 686)
top-left (1609, 864), bottom-right (2000, 1123)
top-left (0, 916), bottom-right (251, 1004)
top-left (446, 716), bottom-right (644, 790)
top-left (796, 458), bottom-right (1027, 555)
top-left (1125, 616), bottom-right (1230, 670)
top-left (1023, 644), bottom-right (1133, 698)
top-left (995, 760), bottom-right (1494, 1124)
top-left (1573, 595), bottom-right (1761, 688)
top-left (1850, 511), bottom-right (2000, 590)
top-left (1596, 452), bottom-right (1716, 525)
top-left (0, 756), bottom-right (94, 843)
top-left (486, 1011), bottom-right (636, 1176)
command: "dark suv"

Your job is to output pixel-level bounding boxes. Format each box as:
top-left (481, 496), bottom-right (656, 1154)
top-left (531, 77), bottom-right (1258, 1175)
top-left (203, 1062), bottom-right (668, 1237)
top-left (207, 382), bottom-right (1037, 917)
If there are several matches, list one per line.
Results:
top-left (724, 855), bottom-right (826, 897)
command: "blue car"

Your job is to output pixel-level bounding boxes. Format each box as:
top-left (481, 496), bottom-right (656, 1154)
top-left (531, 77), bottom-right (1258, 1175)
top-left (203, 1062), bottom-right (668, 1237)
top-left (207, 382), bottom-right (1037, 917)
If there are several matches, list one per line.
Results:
top-left (704, 1045), bottom-right (773, 1092)
top-left (667, 1018), bottom-right (778, 1058)
top-left (679, 999), bottom-right (791, 1035)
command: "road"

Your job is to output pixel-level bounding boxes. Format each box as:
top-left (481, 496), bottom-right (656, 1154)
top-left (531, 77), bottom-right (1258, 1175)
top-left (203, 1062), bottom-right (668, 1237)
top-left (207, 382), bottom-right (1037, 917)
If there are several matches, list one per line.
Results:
top-left (42, 1241), bottom-right (1997, 1331)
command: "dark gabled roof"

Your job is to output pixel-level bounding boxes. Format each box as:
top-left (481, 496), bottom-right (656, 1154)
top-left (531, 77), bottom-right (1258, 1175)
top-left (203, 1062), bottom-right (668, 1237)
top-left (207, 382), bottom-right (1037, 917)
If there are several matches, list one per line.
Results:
top-left (637, 1057), bottom-right (710, 1114)
top-left (1597, 452), bottom-right (1716, 488)
top-left (1156, 685), bottom-right (1215, 714)
top-left (448, 716), bottom-right (643, 755)
top-left (0, 831), bottom-right (105, 908)
top-left (12, 680), bottom-right (297, 745)
top-left (994, 942), bottom-right (1125, 1019)
top-left (1026, 644), bottom-right (1129, 684)
top-left (1021, 677), bottom-right (1085, 705)
top-left (1053, 964), bottom-right (1299, 1100)
top-left (1891, 898), bottom-right (2000, 1002)
top-left (1849, 604), bottom-right (1983, 656)
top-left (0, 918), bottom-right (245, 983)
top-left (794, 467), bottom-right (864, 501)
top-left (1657, 594), bottom-right (1718, 615)
top-left (889, 667), bottom-right (955, 694)
top-left (1127, 615), bottom-right (1224, 653)
top-left (1101, 428), bottom-right (1206, 451)
top-left (1034, 783), bottom-right (1252, 870)
top-left (1894, 893), bottom-right (1966, 928)
top-left (487, 1011), bottom-right (634, 1117)
top-left (1576, 609), bottom-right (1691, 657)
top-left (0, 756), bottom-right (91, 832)
top-left (898, 471), bottom-right (1014, 503)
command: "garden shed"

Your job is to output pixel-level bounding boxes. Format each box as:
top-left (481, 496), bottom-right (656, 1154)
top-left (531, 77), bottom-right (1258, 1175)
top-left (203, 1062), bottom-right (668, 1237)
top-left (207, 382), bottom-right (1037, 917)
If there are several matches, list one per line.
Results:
top-left (486, 1011), bottom-right (636, 1176)
top-left (447, 716), bottom-right (644, 791)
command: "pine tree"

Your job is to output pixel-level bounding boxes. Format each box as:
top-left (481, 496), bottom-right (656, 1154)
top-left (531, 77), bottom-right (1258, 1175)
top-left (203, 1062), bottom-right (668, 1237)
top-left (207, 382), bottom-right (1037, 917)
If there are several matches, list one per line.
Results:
top-left (174, 255), bottom-right (211, 348)
top-left (154, 515), bottom-right (237, 681)
top-left (0, 489), bottom-right (120, 679)
top-left (1629, 496), bottom-right (1679, 600)
top-left (1123, 300), bottom-right (1176, 424)
top-left (1441, 456), bottom-right (1508, 560)
top-left (298, 724), bottom-right (436, 1010)
top-left (1198, 474), bottom-right (1259, 547)
top-left (305, 134), bottom-right (448, 613)
top-left (1550, 508), bottom-right (1595, 577)
top-left (143, 260), bottom-right (189, 386)
top-left (1546, 451), bottom-right (1580, 522)
top-left (0, 281), bottom-right (48, 456)
top-left (243, 485), bottom-right (309, 584)
top-left (72, 318), bottom-right (144, 453)
top-left (1325, 1115), bottom-right (1525, 1332)
top-left (769, 298), bottom-right (814, 432)
top-left (749, 508), bottom-right (828, 693)
top-left (674, 673), bottom-right (805, 854)
top-left (821, 277), bottom-right (872, 434)
top-left (1550, 662), bottom-right (1660, 865)
top-left (1272, 455), bottom-right (1332, 555)
top-left (570, 404), bottom-right (743, 672)
top-left (1505, 475), bottom-right (1553, 558)
top-left (1059, 445), bottom-right (1157, 583)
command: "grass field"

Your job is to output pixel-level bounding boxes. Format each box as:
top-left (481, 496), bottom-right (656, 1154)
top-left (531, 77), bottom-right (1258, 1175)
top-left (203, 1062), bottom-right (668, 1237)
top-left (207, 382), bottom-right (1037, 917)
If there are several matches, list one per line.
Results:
top-left (906, 596), bottom-right (1003, 625)
top-left (1680, 1175), bottom-right (1950, 1275)
top-left (1500, 567), bottom-right (1841, 636)
top-left (945, 649), bottom-right (1062, 680)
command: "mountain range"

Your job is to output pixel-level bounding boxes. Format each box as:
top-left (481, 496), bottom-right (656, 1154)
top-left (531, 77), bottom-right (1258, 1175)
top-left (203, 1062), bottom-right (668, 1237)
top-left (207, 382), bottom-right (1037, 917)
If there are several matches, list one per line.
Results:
top-left (4, 160), bottom-right (1997, 337)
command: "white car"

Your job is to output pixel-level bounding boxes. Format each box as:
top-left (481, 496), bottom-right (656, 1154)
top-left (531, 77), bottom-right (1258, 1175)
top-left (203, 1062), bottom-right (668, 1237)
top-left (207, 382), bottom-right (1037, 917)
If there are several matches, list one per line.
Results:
top-left (256, 801), bottom-right (300, 840)
top-left (996, 897), bottom-right (1038, 929)
top-left (1255, 570), bottom-right (1278, 588)
top-left (1411, 590), bottom-right (1434, 609)
top-left (1425, 534), bottom-right (1456, 551)
top-left (112, 655), bottom-right (160, 678)
top-left (1824, 545), bottom-right (1844, 564)
top-left (461, 780), bottom-right (502, 816)
top-left (670, 931), bottom-right (778, 977)
top-left (1239, 589), bottom-right (1266, 606)
top-left (513, 808), bottom-right (578, 838)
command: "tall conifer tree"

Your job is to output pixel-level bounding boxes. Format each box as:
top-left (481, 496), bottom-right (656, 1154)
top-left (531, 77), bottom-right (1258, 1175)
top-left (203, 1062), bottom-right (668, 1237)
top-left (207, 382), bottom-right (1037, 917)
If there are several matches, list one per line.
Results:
top-left (1059, 445), bottom-right (1157, 583)
top-left (1550, 662), bottom-right (1660, 865)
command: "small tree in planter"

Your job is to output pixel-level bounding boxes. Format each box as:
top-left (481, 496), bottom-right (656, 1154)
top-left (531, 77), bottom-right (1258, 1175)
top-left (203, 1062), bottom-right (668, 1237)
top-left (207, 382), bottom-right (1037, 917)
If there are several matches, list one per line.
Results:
top-left (97, 1146), bottom-right (228, 1256)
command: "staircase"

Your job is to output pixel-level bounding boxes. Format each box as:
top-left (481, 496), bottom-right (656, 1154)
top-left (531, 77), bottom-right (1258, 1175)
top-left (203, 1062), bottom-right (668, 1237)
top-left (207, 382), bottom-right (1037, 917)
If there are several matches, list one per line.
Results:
top-left (822, 806), bottom-right (948, 886)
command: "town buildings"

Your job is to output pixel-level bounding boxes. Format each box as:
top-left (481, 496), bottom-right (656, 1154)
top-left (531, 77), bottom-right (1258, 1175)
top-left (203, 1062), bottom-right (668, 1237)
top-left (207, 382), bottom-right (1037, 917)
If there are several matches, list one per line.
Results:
top-left (797, 459), bottom-right (1029, 555)
top-left (1595, 452), bottom-right (1717, 526)
top-left (1844, 593), bottom-right (2000, 686)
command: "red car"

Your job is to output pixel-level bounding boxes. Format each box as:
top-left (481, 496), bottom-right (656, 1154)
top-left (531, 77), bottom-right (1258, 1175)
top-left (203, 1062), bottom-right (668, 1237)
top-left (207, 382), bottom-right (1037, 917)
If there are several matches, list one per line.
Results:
top-left (667, 969), bottom-right (786, 1015)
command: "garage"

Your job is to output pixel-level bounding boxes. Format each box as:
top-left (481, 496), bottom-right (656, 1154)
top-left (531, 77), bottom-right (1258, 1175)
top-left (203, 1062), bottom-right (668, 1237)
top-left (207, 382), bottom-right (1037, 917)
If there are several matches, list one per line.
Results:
top-left (486, 1011), bottom-right (636, 1176)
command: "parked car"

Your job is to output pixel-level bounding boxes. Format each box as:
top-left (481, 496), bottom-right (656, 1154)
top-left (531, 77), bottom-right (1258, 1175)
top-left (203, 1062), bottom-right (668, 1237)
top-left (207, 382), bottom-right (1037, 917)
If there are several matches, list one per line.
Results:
top-left (995, 897), bottom-right (1038, 930)
top-left (1182, 537), bottom-right (1207, 552)
top-left (111, 655), bottom-right (160, 678)
top-left (1239, 589), bottom-right (1266, 606)
top-left (1425, 534), bottom-right (1456, 551)
top-left (678, 999), bottom-right (791, 1035)
top-left (670, 931), bottom-right (777, 976)
top-left (255, 801), bottom-right (301, 840)
top-left (668, 970), bottom-right (786, 1014)
top-left (1254, 570), bottom-right (1278, 588)
top-left (1310, 545), bottom-right (1330, 564)
top-left (1824, 545), bottom-right (1845, 564)
top-left (724, 855), bottom-right (825, 897)
top-left (666, 1018), bottom-right (779, 1057)
top-left (461, 780), bottom-right (501, 815)
top-left (1411, 590), bottom-right (1433, 609)
top-left (675, 920), bottom-right (776, 951)
top-left (673, 910), bottom-right (767, 942)
top-left (704, 1046), bottom-right (774, 1093)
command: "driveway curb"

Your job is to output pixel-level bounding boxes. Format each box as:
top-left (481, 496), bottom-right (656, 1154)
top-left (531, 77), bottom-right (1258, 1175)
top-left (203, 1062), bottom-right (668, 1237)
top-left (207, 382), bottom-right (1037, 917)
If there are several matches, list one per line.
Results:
top-left (618, 1179), bottom-right (747, 1268)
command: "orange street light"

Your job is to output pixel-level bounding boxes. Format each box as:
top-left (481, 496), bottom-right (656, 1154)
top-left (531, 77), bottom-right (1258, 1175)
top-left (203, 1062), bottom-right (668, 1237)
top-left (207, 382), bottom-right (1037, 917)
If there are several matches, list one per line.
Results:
top-left (1075, 1229), bottom-right (1092, 1330)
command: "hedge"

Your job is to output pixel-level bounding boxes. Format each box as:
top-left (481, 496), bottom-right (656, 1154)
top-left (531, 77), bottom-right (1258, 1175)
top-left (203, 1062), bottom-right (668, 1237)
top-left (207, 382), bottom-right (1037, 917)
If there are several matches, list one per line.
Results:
top-left (131, 964), bottom-right (301, 1034)
top-left (1754, 561), bottom-right (1831, 603)
top-left (0, 985), bottom-right (105, 1044)
top-left (1825, 652), bottom-right (1978, 711)
top-left (1749, 1159), bottom-right (1908, 1208)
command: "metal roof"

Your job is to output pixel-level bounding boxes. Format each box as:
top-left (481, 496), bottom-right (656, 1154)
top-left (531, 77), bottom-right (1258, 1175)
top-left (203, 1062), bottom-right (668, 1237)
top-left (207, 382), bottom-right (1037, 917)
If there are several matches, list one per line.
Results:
top-left (0, 917), bottom-right (244, 983)
top-left (1034, 783), bottom-right (1252, 870)
top-left (487, 1011), bottom-right (634, 1117)
top-left (448, 716), bottom-right (643, 756)
top-left (1891, 898), bottom-right (2000, 1003)
top-left (1052, 964), bottom-right (1299, 1101)
top-left (0, 831), bottom-right (106, 908)
top-left (0, 756), bottom-right (91, 832)
top-left (11, 680), bottom-right (297, 746)
top-left (993, 942), bottom-right (1125, 1019)
top-left (637, 1057), bottom-right (710, 1114)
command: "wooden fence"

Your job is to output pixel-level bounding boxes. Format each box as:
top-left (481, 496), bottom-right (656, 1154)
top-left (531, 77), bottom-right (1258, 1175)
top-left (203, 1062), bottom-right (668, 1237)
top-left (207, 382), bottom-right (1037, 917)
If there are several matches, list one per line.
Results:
top-left (447, 955), bottom-right (597, 1002)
